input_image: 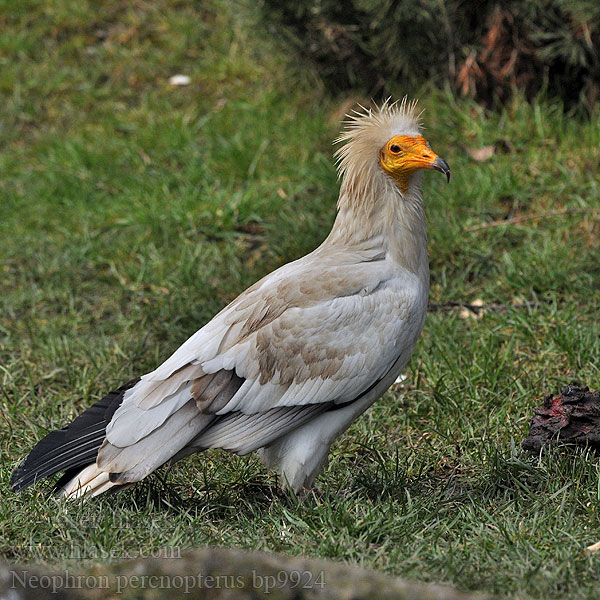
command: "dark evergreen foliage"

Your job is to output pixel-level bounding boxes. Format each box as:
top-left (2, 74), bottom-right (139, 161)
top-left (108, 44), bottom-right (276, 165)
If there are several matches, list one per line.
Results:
top-left (263, 0), bottom-right (600, 110)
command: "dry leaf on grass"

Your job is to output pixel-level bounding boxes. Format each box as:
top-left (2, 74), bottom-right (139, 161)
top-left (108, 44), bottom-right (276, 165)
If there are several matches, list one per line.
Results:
top-left (587, 540), bottom-right (600, 553)
top-left (465, 145), bottom-right (495, 162)
top-left (459, 298), bottom-right (485, 319)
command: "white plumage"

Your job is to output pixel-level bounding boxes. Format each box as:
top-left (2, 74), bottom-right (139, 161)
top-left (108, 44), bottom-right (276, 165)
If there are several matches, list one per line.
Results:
top-left (11, 98), bottom-right (450, 499)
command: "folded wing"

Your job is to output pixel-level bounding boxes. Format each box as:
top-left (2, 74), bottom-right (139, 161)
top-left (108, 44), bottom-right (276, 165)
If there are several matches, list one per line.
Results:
top-left (14, 253), bottom-right (422, 497)
top-left (99, 259), bottom-right (420, 484)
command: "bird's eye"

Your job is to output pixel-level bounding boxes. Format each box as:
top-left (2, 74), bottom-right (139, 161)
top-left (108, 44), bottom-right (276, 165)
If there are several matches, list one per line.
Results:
top-left (389, 144), bottom-right (401, 154)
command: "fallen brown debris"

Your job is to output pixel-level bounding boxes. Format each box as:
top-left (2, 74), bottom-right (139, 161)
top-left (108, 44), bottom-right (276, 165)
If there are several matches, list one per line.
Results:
top-left (523, 385), bottom-right (600, 453)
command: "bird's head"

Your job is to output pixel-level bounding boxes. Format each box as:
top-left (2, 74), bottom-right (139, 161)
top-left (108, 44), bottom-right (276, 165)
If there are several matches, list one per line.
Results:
top-left (335, 98), bottom-right (450, 198)
top-left (378, 134), bottom-right (450, 194)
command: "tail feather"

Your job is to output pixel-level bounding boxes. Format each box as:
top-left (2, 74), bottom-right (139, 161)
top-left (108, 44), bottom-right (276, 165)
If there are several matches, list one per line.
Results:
top-left (10, 378), bottom-right (140, 493)
top-left (57, 464), bottom-right (116, 499)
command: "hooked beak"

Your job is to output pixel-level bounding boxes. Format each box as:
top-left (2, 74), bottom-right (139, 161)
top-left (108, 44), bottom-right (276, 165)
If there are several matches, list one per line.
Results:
top-left (431, 157), bottom-right (451, 183)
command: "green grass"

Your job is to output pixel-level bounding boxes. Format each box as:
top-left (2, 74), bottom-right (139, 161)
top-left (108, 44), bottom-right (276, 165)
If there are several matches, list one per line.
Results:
top-left (1, 0), bottom-right (600, 598)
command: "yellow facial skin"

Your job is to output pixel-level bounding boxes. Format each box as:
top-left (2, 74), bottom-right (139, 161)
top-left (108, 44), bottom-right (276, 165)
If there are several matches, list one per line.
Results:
top-left (379, 135), bottom-right (450, 193)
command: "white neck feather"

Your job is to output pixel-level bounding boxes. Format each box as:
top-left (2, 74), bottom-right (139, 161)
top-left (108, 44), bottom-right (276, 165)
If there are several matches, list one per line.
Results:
top-left (323, 166), bottom-right (429, 280)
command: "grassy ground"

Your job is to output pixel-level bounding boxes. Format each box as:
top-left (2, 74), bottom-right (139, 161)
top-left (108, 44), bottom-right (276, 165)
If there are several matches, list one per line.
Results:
top-left (1, 0), bottom-right (600, 598)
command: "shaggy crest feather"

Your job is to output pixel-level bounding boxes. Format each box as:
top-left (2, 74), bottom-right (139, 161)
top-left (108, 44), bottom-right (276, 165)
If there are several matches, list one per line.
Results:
top-left (332, 98), bottom-right (422, 218)
top-left (334, 97), bottom-right (421, 150)
top-left (335, 98), bottom-right (420, 170)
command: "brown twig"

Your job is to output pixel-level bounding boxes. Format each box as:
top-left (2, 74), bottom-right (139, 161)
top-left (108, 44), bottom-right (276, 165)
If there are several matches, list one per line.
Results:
top-left (465, 208), bottom-right (600, 232)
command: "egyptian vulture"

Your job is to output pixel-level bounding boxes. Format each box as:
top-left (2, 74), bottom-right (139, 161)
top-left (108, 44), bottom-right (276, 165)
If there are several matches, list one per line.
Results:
top-left (11, 99), bottom-right (450, 499)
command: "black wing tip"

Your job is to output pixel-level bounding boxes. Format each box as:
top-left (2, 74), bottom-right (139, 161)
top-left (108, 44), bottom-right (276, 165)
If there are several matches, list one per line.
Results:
top-left (10, 468), bottom-right (27, 492)
top-left (11, 446), bottom-right (59, 492)
top-left (9, 377), bottom-right (140, 494)
top-left (10, 463), bottom-right (43, 493)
